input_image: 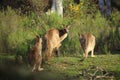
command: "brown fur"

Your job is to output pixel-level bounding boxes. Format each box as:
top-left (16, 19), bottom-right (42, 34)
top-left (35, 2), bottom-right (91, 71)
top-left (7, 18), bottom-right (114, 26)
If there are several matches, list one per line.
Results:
top-left (28, 35), bottom-right (43, 72)
top-left (43, 26), bottom-right (70, 62)
top-left (78, 33), bottom-right (96, 58)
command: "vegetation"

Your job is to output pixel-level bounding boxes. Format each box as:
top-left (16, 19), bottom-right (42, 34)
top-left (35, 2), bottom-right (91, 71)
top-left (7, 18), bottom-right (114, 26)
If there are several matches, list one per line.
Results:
top-left (0, 0), bottom-right (119, 55)
top-left (0, 54), bottom-right (120, 80)
top-left (0, 0), bottom-right (120, 80)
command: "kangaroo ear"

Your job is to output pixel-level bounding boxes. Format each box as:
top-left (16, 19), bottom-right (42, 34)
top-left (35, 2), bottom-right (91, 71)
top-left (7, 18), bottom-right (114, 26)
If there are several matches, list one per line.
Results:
top-left (66, 25), bottom-right (70, 29)
top-left (39, 34), bottom-right (41, 38)
top-left (35, 35), bottom-right (39, 42)
top-left (78, 33), bottom-right (82, 38)
top-left (36, 34), bottom-right (42, 38)
top-left (62, 24), bottom-right (65, 28)
top-left (36, 35), bottom-right (39, 38)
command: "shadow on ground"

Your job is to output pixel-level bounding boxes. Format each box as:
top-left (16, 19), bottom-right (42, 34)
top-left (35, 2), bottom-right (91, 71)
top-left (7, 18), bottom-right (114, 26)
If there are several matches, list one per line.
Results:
top-left (0, 62), bottom-right (66, 80)
top-left (0, 62), bottom-right (120, 80)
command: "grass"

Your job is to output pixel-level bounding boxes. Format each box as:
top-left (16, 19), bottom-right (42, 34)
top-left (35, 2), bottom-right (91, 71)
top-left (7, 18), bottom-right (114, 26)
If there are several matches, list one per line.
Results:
top-left (0, 1), bottom-right (120, 80)
top-left (0, 54), bottom-right (120, 80)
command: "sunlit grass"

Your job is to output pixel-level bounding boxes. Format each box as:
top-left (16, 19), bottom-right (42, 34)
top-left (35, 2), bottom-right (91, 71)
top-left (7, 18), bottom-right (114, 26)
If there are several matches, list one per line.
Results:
top-left (0, 54), bottom-right (120, 80)
top-left (49, 54), bottom-right (120, 75)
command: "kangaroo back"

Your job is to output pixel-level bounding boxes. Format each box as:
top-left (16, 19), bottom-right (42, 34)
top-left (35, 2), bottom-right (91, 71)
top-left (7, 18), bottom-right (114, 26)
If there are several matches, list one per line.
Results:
top-left (43, 25), bottom-right (70, 62)
top-left (78, 33), bottom-right (96, 58)
top-left (28, 35), bottom-right (43, 71)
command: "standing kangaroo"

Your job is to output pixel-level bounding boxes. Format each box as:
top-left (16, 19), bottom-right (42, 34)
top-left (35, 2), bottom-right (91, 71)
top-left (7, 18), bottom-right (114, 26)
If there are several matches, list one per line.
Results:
top-left (28, 35), bottom-right (43, 72)
top-left (43, 25), bottom-right (70, 62)
top-left (78, 33), bottom-right (96, 58)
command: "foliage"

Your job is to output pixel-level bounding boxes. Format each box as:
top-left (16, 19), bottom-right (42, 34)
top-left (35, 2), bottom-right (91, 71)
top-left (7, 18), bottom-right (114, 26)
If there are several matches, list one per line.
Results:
top-left (0, 7), bottom-right (21, 53)
top-left (0, 0), bottom-right (120, 58)
top-left (0, 0), bottom-right (50, 15)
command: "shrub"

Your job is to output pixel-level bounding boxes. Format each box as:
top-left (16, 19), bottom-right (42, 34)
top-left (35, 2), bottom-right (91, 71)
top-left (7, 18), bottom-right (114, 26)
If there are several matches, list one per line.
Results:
top-left (0, 7), bottom-right (20, 53)
top-left (0, 0), bottom-right (120, 61)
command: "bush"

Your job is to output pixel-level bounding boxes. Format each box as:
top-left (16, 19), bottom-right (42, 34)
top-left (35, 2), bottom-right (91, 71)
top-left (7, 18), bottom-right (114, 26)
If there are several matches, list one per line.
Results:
top-left (0, 7), bottom-right (20, 53)
top-left (0, 1), bottom-right (120, 61)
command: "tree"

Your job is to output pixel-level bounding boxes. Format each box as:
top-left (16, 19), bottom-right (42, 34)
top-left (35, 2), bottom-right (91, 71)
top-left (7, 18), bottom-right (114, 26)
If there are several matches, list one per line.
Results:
top-left (50, 0), bottom-right (63, 17)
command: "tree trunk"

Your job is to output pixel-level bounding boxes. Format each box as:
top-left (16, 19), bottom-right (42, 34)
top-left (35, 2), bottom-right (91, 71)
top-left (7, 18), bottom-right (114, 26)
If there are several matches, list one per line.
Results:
top-left (51, 0), bottom-right (63, 17)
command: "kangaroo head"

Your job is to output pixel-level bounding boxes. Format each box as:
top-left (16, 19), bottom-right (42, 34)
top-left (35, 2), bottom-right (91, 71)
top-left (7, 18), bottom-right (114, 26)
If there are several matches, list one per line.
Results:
top-left (78, 33), bottom-right (85, 44)
top-left (59, 25), bottom-right (70, 37)
top-left (64, 25), bottom-right (70, 33)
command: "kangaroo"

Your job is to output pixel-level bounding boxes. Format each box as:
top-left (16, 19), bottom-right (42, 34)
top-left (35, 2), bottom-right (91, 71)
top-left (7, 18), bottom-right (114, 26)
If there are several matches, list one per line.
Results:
top-left (43, 25), bottom-right (70, 62)
top-left (28, 35), bottom-right (43, 72)
top-left (78, 33), bottom-right (96, 58)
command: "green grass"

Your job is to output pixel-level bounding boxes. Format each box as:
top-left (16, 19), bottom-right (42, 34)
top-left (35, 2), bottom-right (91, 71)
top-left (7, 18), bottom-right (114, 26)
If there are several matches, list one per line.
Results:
top-left (0, 54), bottom-right (120, 80)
